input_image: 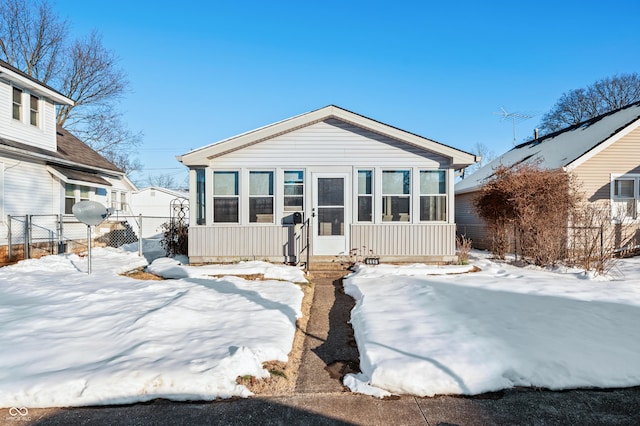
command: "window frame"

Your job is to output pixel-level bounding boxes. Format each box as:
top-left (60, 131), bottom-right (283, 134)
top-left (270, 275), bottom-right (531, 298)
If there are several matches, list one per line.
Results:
top-left (29, 94), bottom-right (39, 126)
top-left (356, 169), bottom-right (373, 223)
top-left (419, 169), bottom-right (448, 222)
top-left (283, 170), bottom-right (304, 213)
top-left (381, 169), bottom-right (411, 222)
top-left (611, 174), bottom-right (639, 222)
top-left (213, 170), bottom-right (240, 223)
top-left (64, 184), bottom-right (93, 215)
top-left (12, 87), bottom-right (22, 121)
top-left (249, 170), bottom-right (275, 224)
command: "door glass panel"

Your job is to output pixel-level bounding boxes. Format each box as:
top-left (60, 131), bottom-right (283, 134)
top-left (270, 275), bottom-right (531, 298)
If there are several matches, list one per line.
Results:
top-left (318, 178), bottom-right (344, 206)
top-left (318, 207), bottom-right (344, 236)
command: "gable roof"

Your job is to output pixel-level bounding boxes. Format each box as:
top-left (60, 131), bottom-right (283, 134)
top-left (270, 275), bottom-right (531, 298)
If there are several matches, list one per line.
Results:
top-left (177, 105), bottom-right (478, 169)
top-left (0, 58), bottom-right (73, 105)
top-left (456, 101), bottom-right (640, 194)
top-left (55, 126), bottom-right (123, 173)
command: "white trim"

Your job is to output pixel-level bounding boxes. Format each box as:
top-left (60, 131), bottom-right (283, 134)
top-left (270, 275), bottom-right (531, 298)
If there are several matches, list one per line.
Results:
top-left (0, 64), bottom-right (74, 105)
top-left (46, 166), bottom-right (111, 189)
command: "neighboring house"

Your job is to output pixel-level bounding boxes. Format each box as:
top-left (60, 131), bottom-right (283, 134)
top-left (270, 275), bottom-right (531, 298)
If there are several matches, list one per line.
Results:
top-left (456, 102), bottom-right (640, 250)
top-left (177, 105), bottom-right (477, 264)
top-left (130, 186), bottom-right (188, 238)
top-left (0, 59), bottom-right (137, 262)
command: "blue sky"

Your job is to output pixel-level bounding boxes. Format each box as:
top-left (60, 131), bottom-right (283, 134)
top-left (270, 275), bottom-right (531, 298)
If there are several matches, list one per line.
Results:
top-left (55, 0), bottom-right (640, 187)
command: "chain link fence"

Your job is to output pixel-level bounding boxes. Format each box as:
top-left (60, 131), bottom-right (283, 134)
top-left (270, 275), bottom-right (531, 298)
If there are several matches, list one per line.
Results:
top-left (4, 214), bottom-right (178, 264)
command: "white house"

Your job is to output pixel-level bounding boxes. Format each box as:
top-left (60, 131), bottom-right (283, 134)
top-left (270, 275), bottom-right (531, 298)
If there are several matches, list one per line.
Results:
top-left (130, 186), bottom-right (188, 238)
top-left (178, 105), bottom-right (478, 264)
top-left (0, 59), bottom-right (137, 262)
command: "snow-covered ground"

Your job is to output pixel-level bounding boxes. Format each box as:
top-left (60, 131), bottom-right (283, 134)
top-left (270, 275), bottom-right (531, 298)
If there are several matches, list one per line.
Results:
top-left (0, 248), bottom-right (304, 408)
top-left (3, 246), bottom-right (640, 408)
top-left (344, 252), bottom-right (640, 397)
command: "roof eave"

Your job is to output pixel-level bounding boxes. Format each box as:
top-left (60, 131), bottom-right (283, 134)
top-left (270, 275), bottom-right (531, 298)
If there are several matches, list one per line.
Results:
top-left (0, 66), bottom-right (74, 106)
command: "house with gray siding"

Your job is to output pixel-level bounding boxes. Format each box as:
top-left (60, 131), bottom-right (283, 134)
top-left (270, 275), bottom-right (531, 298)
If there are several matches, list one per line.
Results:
top-left (178, 105), bottom-right (477, 264)
top-left (456, 101), bottom-right (640, 250)
top-left (0, 59), bottom-right (136, 262)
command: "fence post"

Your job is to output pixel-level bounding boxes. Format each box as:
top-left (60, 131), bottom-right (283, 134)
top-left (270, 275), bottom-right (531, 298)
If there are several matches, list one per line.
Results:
top-left (25, 215), bottom-right (31, 259)
top-left (7, 215), bottom-right (12, 262)
top-left (57, 215), bottom-right (63, 254)
top-left (138, 214), bottom-right (143, 257)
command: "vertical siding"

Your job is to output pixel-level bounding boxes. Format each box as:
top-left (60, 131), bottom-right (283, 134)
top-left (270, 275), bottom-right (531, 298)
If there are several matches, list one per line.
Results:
top-left (351, 223), bottom-right (456, 256)
top-left (189, 226), bottom-right (291, 260)
top-left (573, 126), bottom-right (640, 202)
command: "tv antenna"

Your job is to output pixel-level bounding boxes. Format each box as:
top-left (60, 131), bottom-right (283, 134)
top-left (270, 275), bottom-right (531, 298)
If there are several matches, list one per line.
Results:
top-left (494, 107), bottom-right (535, 145)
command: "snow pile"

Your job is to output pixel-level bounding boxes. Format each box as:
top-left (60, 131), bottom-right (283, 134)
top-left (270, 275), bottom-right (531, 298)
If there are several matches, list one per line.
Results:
top-left (147, 258), bottom-right (308, 283)
top-left (344, 254), bottom-right (640, 397)
top-left (0, 248), bottom-right (304, 408)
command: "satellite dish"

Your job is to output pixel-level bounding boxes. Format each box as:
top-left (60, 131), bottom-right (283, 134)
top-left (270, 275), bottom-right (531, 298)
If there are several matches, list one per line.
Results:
top-left (72, 201), bottom-right (111, 226)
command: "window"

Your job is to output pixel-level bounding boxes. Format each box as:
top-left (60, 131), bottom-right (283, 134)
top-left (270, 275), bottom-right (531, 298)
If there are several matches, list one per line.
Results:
top-left (284, 170), bottom-right (304, 211)
top-left (196, 168), bottom-right (206, 225)
top-left (111, 191), bottom-right (119, 210)
top-left (12, 87), bottom-right (22, 120)
top-left (213, 171), bottom-right (239, 222)
top-left (357, 170), bottom-right (373, 222)
top-left (382, 170), bottom-right (410, 222)
top-left (30, 94), bottom-right (39, 126)
top-left (250, 171), bottom-right (274, 223)
top-left (612, 176), bottom-right (638, 221)
top-left (65, 184), bottom-right (91, 214)
top-left (420, 170), bottom-right (447, 221)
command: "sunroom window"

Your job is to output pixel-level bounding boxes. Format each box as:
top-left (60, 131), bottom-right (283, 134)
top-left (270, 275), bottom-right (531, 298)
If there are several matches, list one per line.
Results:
top-left (382, 170), bottom-right (410, 222)
top-left (196, 168), bottom-right (206, 225)
top-left (357, 170), bottom-right (373, 222)
top-left (249, 171), bottom-right (274, 223)
top-left (213, 171), bottom-right (239, 223)
top-left (612, 177), bottom-right (638, 221)
top-left (420, 170), bottom-right (447, 221)
top-left (284, 170), bottom-right (304, 212)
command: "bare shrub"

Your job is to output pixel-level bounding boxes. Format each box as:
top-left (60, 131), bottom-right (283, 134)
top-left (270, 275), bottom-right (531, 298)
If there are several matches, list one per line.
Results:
top-left (160, 221), bottom-right (188, 257)
top-left (474, 164), bottom-right (581, 266)
top-left (456, 235), bottom-right (472, 264)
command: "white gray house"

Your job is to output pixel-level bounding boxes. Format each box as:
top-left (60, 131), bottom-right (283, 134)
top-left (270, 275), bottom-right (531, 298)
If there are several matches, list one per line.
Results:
top-left (178, 105), bottom-right (477, 264)
top-left (130, 186), bottom-right (188, 238)
top-left (0, 59), bottom-right (136, 262)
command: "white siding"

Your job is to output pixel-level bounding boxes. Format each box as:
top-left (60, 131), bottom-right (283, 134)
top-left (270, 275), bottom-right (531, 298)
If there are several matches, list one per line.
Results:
top-left (212, 119), bottom-right (449, 168)
top-left (1, 154), bottom-right (56, 217)
top-left (0, 81), bottom-right (57, 151)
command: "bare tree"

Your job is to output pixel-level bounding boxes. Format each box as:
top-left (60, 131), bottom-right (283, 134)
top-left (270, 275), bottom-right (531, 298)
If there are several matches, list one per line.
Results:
top-left (145, 173), bottom-right (178, 189)
top-left (539, 73), bottom-right (640, 135)
top-left (463, 142), bottom-right (495, 177)
top-left (0, 0), bottom-right (141, 172)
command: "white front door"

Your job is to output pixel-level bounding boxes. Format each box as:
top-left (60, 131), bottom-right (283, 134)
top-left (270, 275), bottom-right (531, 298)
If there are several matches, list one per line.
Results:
top-left (312, 173), bottom-right (349, 255)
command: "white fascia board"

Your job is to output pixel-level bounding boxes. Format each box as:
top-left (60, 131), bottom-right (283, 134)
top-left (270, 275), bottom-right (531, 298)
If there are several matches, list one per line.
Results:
top-left (565, 117), bottom-right (640, 172)
top-left (0, 67), bottom-right (74, 106)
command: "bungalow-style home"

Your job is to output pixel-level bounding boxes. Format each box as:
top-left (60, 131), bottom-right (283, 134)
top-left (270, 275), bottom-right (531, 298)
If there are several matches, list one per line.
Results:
top-left (0, 59), bottom-right (136, 262)
top-left (130, 186), bottom-right (188, 238)
top-left (456, 101), bottom-right (640, 250)
top-left (177, 105), bottom-right (478, 264)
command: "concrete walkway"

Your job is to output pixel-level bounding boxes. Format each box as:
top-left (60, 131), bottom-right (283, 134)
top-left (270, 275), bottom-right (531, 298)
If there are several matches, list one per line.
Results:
top-left (295, 273), bottom-right (359, 394)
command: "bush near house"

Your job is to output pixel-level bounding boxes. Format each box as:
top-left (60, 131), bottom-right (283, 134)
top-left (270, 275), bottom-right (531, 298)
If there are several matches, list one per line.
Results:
top-left (473, 164), bottom-right (581, 266)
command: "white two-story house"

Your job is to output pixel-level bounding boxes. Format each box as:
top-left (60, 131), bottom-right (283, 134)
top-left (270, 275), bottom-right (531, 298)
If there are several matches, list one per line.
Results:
top-left (0, 59), bottom-right (137, 263)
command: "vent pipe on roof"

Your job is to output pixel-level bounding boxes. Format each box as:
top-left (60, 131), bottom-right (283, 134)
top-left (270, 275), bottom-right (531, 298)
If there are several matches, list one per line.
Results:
top-left (534, 128), bottom-right (539, 140)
